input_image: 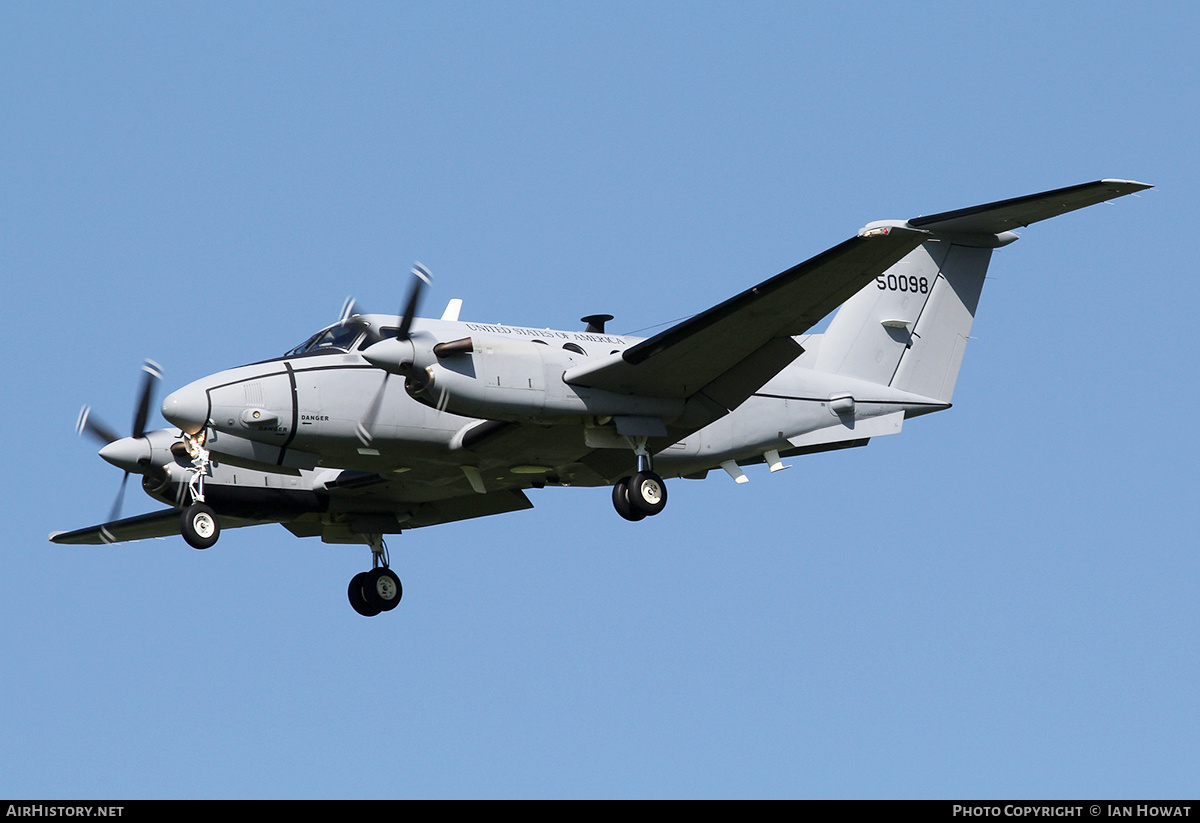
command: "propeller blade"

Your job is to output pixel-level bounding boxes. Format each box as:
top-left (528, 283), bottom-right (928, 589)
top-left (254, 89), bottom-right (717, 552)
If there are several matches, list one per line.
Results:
top-left (395, 262), bottom-right (431, 341)
top-left (77, 406), bottom-right (121, 446)
top-left (131, 360), bottom-right (162, 440)
top-left (109, 471), bottom-right (130, 522)
top-left (357, 372), bottom-right (390, 445)
top-left (77, 358), bottom-right (170, 523)
top-left (360, 263), bottom-right (432, 440)
top-left (339, 296), bottom-right (358, 324)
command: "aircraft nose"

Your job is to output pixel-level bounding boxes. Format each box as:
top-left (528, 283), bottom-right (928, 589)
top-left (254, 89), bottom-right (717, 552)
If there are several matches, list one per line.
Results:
top-left (98, 436), bottom-right (152, 473)
top-left (161, 383), bottom-right (210, 434)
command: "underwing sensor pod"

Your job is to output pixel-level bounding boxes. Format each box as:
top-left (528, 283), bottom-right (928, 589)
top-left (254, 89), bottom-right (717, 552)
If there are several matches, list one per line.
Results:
top-left (55, 180), bottom-right (1151, 616)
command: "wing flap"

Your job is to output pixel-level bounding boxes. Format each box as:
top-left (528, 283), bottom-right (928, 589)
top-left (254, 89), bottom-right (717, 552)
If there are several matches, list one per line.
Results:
top-left (698, 336), bottom-right (804, 411)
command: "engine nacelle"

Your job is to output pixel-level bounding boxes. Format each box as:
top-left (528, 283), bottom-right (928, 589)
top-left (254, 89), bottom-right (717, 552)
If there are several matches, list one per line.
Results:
top-left (368, 333), bottom-right (685, 423)
top-left (409, 361), bottom-right (686, 422)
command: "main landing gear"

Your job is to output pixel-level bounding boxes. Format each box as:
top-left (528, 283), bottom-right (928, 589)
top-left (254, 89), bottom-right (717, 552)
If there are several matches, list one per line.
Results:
top-left (612, 438), bottom-right (668, 522)
top-left (612, 471), bottom-right (668, 521)
top-left (347, 536), bottom-right (403, 617)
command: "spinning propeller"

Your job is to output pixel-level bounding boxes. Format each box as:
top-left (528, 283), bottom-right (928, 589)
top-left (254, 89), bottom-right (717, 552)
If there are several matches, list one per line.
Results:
top-left (395, 262), bottom-right (431, 343)
top-left (76, 359), bottom-right (164, 520)
top-left (358, 263), bottom-right (452, 443)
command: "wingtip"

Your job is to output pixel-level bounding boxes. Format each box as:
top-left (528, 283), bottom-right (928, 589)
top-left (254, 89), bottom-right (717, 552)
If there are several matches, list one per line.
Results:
top-left (1101, 178), bottom-right (1154, 191)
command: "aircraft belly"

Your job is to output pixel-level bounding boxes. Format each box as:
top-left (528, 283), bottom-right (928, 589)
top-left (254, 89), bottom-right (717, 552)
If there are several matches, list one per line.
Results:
top-left (658, 358), bottom-right (951, 475)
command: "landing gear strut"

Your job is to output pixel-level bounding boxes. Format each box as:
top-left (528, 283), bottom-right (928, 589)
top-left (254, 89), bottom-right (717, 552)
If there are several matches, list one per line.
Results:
top-left (348, 536), bottom-right (403, 617)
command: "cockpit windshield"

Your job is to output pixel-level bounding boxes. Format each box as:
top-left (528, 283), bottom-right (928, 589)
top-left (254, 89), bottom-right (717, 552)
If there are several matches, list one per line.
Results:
top-left (286, 321), bottom-right (371, 356)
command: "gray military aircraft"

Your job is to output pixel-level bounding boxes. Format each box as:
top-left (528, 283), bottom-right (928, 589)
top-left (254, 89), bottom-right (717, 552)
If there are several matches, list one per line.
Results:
top-left (52, 179), bottom-right (1150, 615)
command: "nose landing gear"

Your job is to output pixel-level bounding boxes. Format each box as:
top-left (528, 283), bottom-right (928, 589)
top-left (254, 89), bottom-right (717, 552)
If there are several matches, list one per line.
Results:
top-left (179, 431), bottom-right (221, 550)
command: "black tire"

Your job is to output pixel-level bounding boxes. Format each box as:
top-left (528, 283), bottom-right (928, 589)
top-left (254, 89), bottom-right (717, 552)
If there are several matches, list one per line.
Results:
top-left (363, 567), bottom-right (403, 611)
top-left (348, 572), bottom-right (381, 617)
top-left (628, 471), bottom-right (667, 516)
top-left (612, 477), bottom-right (647, 522)
top-left (180, 503), bottom-right (220, 549)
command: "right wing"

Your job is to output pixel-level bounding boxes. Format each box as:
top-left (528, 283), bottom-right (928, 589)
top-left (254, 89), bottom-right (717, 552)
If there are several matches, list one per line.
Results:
top-left (563, 227), bottom-right (928, 411)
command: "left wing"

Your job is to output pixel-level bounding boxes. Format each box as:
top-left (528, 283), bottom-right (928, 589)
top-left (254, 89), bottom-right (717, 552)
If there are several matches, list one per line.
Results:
top-left (49, 508), bottom-right (265, 545)
top-left (562, 227), bottom-right (926, 411)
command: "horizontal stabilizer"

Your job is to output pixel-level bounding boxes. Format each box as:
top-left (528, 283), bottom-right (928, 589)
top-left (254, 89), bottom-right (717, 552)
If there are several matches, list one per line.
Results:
top-left (786, 410), bottom-right (905, 450)
top-left (908, 179), bottom-right (1152, 235)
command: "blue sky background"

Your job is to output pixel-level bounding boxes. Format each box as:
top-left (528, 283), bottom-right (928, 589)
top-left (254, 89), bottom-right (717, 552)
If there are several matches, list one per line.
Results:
top-left (1, 2), bottom-right (1195, 799)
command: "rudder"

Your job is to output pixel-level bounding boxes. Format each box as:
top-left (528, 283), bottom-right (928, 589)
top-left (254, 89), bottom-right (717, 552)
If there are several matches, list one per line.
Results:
top-left (889, 242), bottom-right (990, 402)
top-left (812, 238), bottom-right (991, 403)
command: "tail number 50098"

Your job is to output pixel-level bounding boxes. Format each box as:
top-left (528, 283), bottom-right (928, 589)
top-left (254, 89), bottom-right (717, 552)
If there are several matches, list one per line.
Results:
top-left (876, 274), bottom-right (929, 293)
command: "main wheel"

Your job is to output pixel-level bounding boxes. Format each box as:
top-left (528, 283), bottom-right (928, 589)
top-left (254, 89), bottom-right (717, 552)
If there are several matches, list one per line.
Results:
top-left (363, 567), bottom-right (403, 611)
top-left (612, 477), bottom-right (646, 522)
top-left (628, 471), bottom-right (667, 516)
top-left (348, 572), bottom-right (381, 617)
top-left (180, 503), bottom-right (220, 550)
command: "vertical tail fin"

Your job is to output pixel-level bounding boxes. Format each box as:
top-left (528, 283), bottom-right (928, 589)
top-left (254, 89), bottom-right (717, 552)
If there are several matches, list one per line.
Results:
top-left (813, 239), bottom-right (991, 402)
top-left (813, 179), bottom-right (1152, 402)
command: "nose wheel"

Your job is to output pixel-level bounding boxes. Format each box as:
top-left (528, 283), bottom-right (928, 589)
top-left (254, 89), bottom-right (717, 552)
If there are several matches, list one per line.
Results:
top-left (180, 502), bottom-right (220, 549)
